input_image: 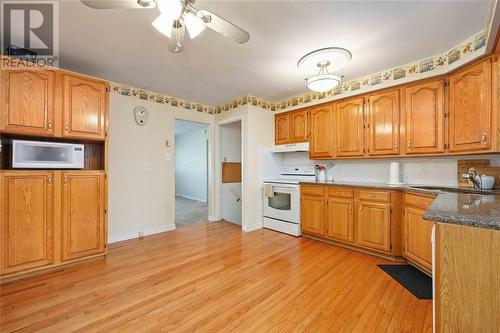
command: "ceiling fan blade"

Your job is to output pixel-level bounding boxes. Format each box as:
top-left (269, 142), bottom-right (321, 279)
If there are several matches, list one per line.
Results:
top-left (80, 0), bottom-right (155, 9)
top-left (194, 9), bottom-right (250, 44)
top-left (168, 20), bottom-right (185, 53)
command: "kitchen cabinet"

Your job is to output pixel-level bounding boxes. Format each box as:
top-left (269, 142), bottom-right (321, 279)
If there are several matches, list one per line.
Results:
top-left (404, 79), bottom-right (445, 154)
top-left (357, 200), bottom-right (391, 253)
top-left (0, 171), bottom-right (55, 275)
top-left (335, 97), bottom-right (365, 157)
top-left (274, 112), bottom-right (290, 145)
top-left (289, 108), bottom-right (309, 143)
top-left (300, 186), bottom-right (325, 236)
top-left (325, 194), bottom-right (354, 243)
top-left (61, 171), bottom-right (105, 261)
top-left (309, 104), bottom-right (334, 158)
top-left (449, 58), bottom-right (492, 152)
top-left (402, 193), bottom-right (435, 273)
top-left (62, 73), bottom-right (108, 140)
top-left (0, 70), bottom-right (56, 136)
top-left (367, 89), bottom-right (401, 156)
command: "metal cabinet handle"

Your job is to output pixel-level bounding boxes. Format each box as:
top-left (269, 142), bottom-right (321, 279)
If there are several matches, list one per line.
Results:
top-left (407, 141), bottom-right (411, 150)
top-left (65, 123), bottom-right (69, 132)
top-left (349, 204), bottom-right (352, 211)
top-left (48, 176), bottom-right (52, 185)
top-left (64, 175), bottom-right (68, 185)
top-left (48, 120), bottom-right (52, 130)
top-left (481, 133), bottom-right (488, 145)
top-left (394, 142), bottom-right (399, 150)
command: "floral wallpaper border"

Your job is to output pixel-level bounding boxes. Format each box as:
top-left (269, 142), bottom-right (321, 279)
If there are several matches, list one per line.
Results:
top-left (110, 29), bottom-right (486, 114)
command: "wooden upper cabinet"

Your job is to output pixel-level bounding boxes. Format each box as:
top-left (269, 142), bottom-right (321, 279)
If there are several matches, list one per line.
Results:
top-left (0, 171), bottom-right (54, 275)
top-left (403, 206), bottom-right (433, 273)
top-left (0, 70), bottom-right (55, 136)
top-left (289, 108), bottom-right (309, 143)
top-left (61, 171), bottom-right (105, 261)
top-left (357, 201), bottom-right (391, 253)
top-left (405, 80), bottom-right (445, 154)
top-left (62, 73), bottom-right (108, 141)
top-left (335, 97), bottom-right (365, 157)
top-left (367, 89), bottom-right (400, 156)
top-left (325, 196), bottom-right (354, 243)
top-left (449, 59), bottom-right (492, 152)
top-left (309, 104), bottom-right (334, 158)
top-left (275, 113), bottom-right (290, 145)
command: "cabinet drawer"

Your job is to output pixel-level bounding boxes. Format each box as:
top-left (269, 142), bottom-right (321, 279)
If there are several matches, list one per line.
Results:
top-left (358, 190), bottom-right (391, 202)
top-left (404, 193), bottom-right (435, 209)
top-left (328, 187), bottom-right (354, 198)
top-left (301, 185), bottom-right (325, 196)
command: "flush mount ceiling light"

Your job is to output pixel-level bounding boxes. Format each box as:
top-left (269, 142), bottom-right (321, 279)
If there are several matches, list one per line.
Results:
top-left (81, 0), bottom-right (250, 53)
top-left (297, 47), bottom-right (351, 93)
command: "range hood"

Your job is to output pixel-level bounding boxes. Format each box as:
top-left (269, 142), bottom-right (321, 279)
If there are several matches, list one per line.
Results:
top-left (272, 142), bottom-right (310, 153)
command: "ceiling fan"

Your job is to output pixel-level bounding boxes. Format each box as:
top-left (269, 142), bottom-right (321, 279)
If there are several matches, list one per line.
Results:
top-left (81, 0), bottom-right (250, 53)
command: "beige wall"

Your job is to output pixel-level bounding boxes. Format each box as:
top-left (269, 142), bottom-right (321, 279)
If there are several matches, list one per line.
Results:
top-left (108, 94), bottom-right (213, 242)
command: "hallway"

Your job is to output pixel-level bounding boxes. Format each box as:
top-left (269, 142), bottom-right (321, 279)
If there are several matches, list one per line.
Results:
top-left (175, 196), bottom-right (208, 227)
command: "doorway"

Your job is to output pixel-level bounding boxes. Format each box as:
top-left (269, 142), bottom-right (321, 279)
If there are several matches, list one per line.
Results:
top-left (175, 119), bottom-right (209, 227)
top-left (219, 120), bottom-right (242, 225)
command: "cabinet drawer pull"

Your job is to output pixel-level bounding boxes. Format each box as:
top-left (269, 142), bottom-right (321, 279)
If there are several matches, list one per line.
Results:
top-left (48, 120), bottom-right (52, 130)
top-left (47, 176), bottom-right (52, 185)
top-left (65, 123), bottom-right (69, 132)
top-left (481, 133), bottom-right (488, 145)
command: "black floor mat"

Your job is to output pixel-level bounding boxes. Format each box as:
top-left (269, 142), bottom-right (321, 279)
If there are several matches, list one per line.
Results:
top-left (378, 264), bottom-right (432, 299)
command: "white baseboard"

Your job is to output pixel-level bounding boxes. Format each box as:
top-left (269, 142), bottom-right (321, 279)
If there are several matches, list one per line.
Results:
top-left (242, 223), bottom-right (262, 232)
top-left (208, 215), bottom-right (218, 222)
top-left (175, 194), bottom-right (207, 203)
top-left (108, 224), bottom-right (176, 244)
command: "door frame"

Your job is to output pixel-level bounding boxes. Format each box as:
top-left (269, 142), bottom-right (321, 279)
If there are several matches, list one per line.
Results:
top-left (215, 115), bottom-right (244, 229)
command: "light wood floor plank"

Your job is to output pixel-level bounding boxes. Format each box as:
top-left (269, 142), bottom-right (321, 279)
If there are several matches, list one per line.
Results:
top-left (0, 221), bottom-right (432, 332)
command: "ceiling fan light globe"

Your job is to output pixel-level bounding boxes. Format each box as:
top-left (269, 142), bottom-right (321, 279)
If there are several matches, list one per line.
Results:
top-left (184, 12), bottom-right (206, 39)
top-left (152, 14), bottom-right (174, 38)
top-left (157, 0), bottom-right (182, 20)
top-left (306, 74), bottom-right (341, 93)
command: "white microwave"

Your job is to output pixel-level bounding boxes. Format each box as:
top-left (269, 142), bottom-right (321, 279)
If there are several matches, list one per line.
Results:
top-left (12, 140), bottom-right (85, 169)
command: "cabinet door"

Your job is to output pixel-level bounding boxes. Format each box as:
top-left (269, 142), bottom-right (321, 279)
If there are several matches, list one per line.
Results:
top-left (357, 201), bottom-right (391, 253)
top-left (405, 80), bottom-right (445, 154)
top-left (61, 171), bottom-right (105, 261)
top-left (301, 194), bottom-right (325, 236)
top-left (309, 104), bottom-right (334, 158)
top-left (336, 97), bottom-right (365, 157)
top-left (367, 90), bottom-right (400, 156)
top-left (325, 197), bottom-right (354, 243)
top-left (0, 70), bottom-right (55, 136)
top-left (449, 59), bottom-right (492, 152)
top-left (290, 109), bottom-right (309, 143)
top-left (0, 171), bottom-right (54, 275)
top-left (403, 206), bottom-right (433, 272)
top-left (62, 74), bottom-right (108, 140)
top-left (275, 113), bottom-right (290, 144)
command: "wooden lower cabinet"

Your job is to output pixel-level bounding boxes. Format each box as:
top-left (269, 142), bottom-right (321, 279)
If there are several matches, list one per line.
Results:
top-left (402, 193), bottom-right (435, 274)
top-left (357, 200), bottom-right (391, 253)
top-left (0, 171), bottom-right (55, 275)
top-left (325, 196), bottom-right (354, 243)
top-left (300, 190), bottom-right (326, 236)
top-left (61, 171), bottom-right (105, 261)
top-left (0, 170), bottom-right (106, 281)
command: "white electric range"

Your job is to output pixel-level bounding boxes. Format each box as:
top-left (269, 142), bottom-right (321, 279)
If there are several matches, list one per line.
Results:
top-left (262, 166), bottom-right (316, 236)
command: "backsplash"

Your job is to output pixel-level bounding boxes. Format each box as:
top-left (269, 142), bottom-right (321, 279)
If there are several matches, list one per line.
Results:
top-left (264, 152), bottom-right (500, 186)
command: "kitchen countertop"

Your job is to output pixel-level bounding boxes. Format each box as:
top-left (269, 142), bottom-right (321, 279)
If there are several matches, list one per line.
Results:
top-left (299, 180), bottom-right (500, 231)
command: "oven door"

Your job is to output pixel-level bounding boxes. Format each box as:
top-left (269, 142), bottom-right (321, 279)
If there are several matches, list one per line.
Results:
top-left (262, 183), bottom-right (299, 224)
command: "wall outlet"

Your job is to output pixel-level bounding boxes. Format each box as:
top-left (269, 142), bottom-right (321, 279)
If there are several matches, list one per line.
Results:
top-left (144, 163), bottom-right (151, 169)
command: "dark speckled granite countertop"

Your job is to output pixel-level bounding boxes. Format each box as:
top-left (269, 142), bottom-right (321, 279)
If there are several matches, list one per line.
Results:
top-left (299, 180), bottom-right (500, 231)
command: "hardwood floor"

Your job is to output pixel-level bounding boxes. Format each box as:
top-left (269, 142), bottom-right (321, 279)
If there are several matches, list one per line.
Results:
top-left (0, 221), bottom-right (432, 332)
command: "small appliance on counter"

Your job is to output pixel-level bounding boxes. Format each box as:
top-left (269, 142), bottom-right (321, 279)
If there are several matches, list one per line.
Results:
top-left (262, 166), bottom-right (316, 236)
top-left (12, 140), bottom-right (85, 169)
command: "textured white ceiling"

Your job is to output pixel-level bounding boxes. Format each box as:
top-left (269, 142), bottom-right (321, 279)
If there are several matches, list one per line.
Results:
top-left (59, 0), bottom-right (490, 105)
